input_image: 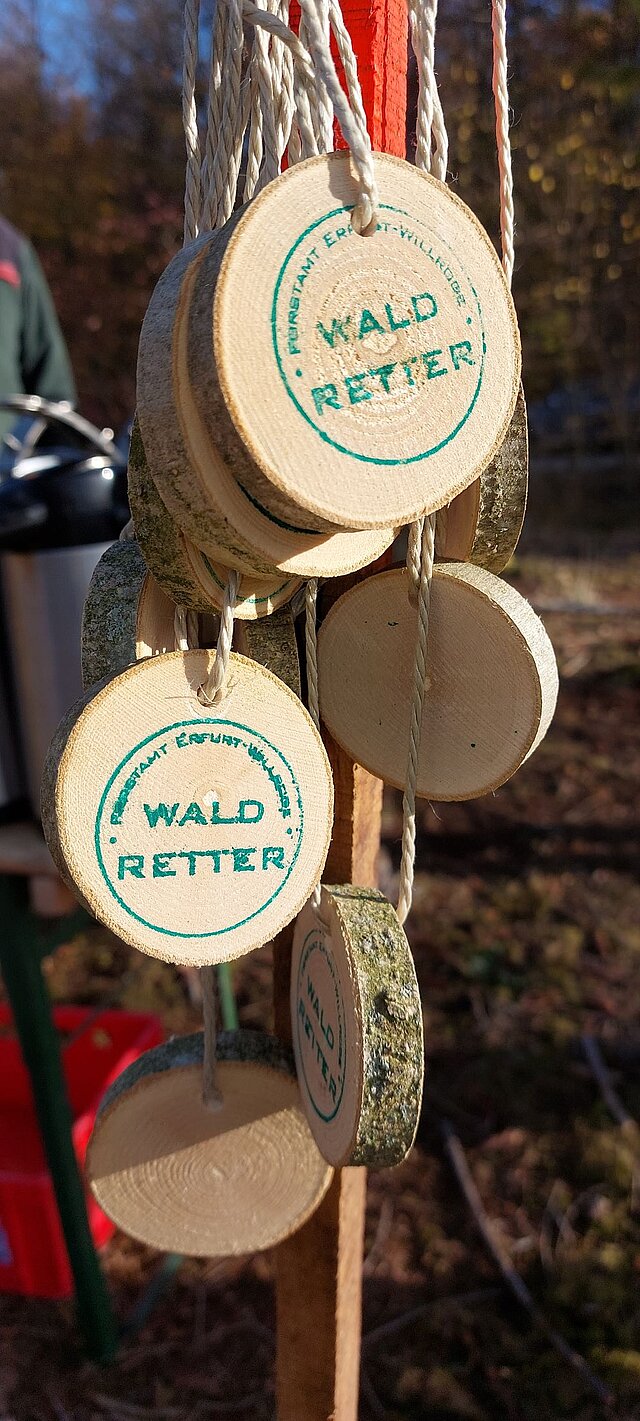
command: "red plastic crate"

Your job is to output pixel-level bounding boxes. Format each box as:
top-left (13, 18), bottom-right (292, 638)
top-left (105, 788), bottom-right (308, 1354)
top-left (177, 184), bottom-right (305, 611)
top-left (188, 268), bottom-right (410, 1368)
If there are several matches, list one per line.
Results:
top-left (0, 1005), bottom-right (164, 1298)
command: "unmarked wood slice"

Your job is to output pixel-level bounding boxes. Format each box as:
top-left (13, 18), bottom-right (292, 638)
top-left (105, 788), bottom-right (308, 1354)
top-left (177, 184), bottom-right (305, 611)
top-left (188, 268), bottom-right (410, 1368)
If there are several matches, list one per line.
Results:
top-left (318, 565), bottom-right (558, 801)
top-left (42, 651), bottom-right (333, 965)
top-left (137, 249), bottom-right (397, 578)
top-left (81, 539), bottom-right (175, 689)
top-left (87, 1029), bottom-right (333, 1256)
top-left (234, 604), bottom-right (301, 698)
top-left (128, 420), bottom-right (302, 618)
top-left (181, 151), bottom-right (520, 531)
top-left (436, 385), bottom-right (528, 573)
top-left (291, 885), bottom-right (423, 1168)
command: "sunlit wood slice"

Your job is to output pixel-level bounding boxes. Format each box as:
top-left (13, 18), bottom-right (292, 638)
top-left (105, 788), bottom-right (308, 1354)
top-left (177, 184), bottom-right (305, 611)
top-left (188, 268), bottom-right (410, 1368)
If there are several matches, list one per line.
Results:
top-left (42, 651), bottom-right (333, 965)
top-left (318, 565), bottom-right (558, 801)
top-left (87, 1029), bottom-right (333, 1256)
top-left (137, 242), bottom-right (396, 577)
top-left (128, 420), bottom-right (302, 618)
top-left (291, 885), bottom-right (423, 1168)
top-left (192, 152), bottom-right (519, 530)
top-left (436, 385), bottom-right (528, 573)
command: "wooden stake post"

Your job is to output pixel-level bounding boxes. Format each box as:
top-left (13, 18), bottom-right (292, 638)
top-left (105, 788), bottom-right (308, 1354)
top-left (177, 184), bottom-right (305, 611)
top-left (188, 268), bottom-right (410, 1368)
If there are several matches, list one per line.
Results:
top-left (273, 10), bottom-right (408, 1415)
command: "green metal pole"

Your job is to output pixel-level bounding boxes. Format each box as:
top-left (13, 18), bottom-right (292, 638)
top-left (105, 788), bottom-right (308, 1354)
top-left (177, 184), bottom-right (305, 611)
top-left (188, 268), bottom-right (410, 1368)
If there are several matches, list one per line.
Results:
top-left (0, 877), bottom-right (117, 1362)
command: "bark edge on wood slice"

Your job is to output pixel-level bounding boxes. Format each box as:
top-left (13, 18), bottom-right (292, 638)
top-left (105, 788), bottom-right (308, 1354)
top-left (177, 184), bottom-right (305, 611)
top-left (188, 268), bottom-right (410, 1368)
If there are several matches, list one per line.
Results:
top-left (318, 564), bottom-right (558, 801)
top-left (436, 385), bottom-right (528, 573)
top-left (291, 885), bottom-right (423, 1168)
top-left (81, 539), bottom-right (175, 690)
top-left (87, 1029), bottom-right (333, 1256)
top-left (136, 242), bottom-right (397, 578)
top-left (234, 603), bottom-right (301, 698)
top-left (128, 419), bottom-right (303, 617)
top-left (42, 651), bottom-right (334, 965)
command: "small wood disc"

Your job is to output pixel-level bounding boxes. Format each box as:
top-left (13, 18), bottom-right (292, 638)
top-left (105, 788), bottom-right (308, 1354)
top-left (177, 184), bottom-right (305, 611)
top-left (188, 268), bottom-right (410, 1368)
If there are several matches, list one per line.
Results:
top-left (87, 1029), bottom-right (333, 1256)
top-left (291, 885), bottom-right (424, 1168)
top-left (436, 385), bottom-right (528, 573)
top-left (318, 565), bottom-right (558, 801)
top-left (137, 256), bottom-right (397, 578)
top-left (81, 539), bottom-right (176, 689)
top-left (42, 651), bottom-right (333, 965)
top-left (128, 421), bottom-right (302, 618)
top-left (175, 151), bottom-right (520, 531)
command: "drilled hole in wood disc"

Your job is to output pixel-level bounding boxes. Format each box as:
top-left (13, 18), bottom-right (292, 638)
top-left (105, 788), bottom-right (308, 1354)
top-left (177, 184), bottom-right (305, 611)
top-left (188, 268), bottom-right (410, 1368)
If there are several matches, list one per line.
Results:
top-left (318, 565), bottom-right (558, 802)
top-left (81, 540), bottom-right (175, 690)
top-left (206, 152), bottom-right (520, 531)
top-left (87, 1030), bottom-right (333, 1256)
top-left (42, 651), bottom-right (333, 965)
top-left (137, 251), bottom-right (396, 578)
top-left (291, 886), bottom-right (423, 1169)
top-left (436, 385), bottom-right (528, 573)
top-left (128, 421), bottom-right (302, 618)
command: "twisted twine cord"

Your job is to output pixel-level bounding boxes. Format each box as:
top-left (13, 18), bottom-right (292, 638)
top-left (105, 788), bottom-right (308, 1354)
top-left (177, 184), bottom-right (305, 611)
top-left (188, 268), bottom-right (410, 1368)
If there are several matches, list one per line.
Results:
top-left (408, 0), bottom-right (447, 181)
top-left (201, 965), bottom-right (223, 1109)
top-left (491, 0), bottom-right (515, 286)
top-left (304, 580), bottom-right (327, 922)
top-left (182, 0), bottom-right (202, 242)
top-left (298, 0), bottom-right (378, 233)
top-left (397, 514), bottom-right (435, 925)
top-left (198, 570), bottom-right (239, 705)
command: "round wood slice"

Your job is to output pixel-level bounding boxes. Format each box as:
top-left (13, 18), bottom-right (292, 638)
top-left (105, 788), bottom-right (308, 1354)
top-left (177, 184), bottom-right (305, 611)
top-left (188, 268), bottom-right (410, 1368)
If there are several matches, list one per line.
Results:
top-left (318, 565), bottom-right (558, 801)
top-left (137, 250), bottom-right (397, 579)
top-left (140, 152), bottom-right (520, 533)
top-left (436, 385), bottom-right (528, 573)
top-left (234, 604), bottom-right (301, 699)
top-left (81, 539), bottom-right (175, 690)
top-left (42, 651), bottom-right (333, 965)
top-left (291, 885), bottom-right (423, 1168)
top-left (128, 420), bottom-right (302, 618)
top-left (87, 1029), bottom-right (333, 1256)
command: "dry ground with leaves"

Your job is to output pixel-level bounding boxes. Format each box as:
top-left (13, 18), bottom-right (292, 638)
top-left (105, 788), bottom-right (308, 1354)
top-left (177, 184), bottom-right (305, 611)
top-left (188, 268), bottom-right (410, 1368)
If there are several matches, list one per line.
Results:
top-left (0, 555), bottom-right (639, 1421)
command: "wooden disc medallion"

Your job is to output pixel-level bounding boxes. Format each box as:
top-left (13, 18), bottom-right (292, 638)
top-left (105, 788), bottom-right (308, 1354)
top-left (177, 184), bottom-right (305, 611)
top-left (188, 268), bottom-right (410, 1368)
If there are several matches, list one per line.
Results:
top-left (87, 1030), bottom-right (333, 1256)
top-left (42, 652), bottom-right (333, 965)
top-left (436, 385), bottom-right (528, 573)
top-left (291, 886), bottom-right (424, 1168)
top-left (128, 421), bottom-right (302, 618)
top-left (168, 151), bottom-right (520, 532)
top-left (137, 252), bottom-right (397, 579)
top-left (81, 539), bottom-right (175, 690)
top-left (318, 565), bottom-right (558, 801)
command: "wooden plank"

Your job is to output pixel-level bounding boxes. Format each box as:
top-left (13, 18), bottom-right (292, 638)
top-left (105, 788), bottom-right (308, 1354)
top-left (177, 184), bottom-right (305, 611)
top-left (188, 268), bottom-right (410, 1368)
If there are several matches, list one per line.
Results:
top-left (273, 751), bottom-right (382, 1421)
top-left (273, 4), bottom-right (407, 1414)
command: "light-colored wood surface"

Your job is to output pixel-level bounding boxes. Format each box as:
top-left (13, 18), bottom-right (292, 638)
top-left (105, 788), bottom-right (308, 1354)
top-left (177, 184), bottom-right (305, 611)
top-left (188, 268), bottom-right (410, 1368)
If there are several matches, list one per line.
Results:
top-left (42, 651), bottom-right (333, 966)
top-left (211, 152), bottom-right (520, 530)
top-left (436, 385), bottom-right (528, 572)
top-left (87, 1029), bottom-right (333, 1256)
top-left (137, 237), bottom-right (397, 578)
top-left (233, 604), bottom-right (301, 698)
top-left (128, 421), bottom-right (302, 617)
top-left (81, 540), bottom-right (175, 689)
top-left (274, 746), bottom-right (384, 1421)
top-left (291, 885), bottom-right (423, 1167)
top-left (318, 563), bottom-right (558, 801)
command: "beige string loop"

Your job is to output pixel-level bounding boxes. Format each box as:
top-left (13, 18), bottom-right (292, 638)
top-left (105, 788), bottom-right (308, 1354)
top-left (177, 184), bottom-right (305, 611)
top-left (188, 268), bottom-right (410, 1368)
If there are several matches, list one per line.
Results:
top-left (491, 0), bottom-right (515, 286)
top-left (304, 580), bottom-right (330, 927)
top-left (197, 570), bottom-right (239, 706)
top-left (201, 965), bottom-right (223, 1109)
top-left (297, 0), bottom-right (379, 234)
top-left (397, 514), bottom-right (435, 925)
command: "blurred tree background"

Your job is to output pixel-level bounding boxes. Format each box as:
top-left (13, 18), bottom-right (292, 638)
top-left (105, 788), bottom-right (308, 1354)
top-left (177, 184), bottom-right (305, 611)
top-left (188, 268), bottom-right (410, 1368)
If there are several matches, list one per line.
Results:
top-left (0, 0), bottom-right (638, 547)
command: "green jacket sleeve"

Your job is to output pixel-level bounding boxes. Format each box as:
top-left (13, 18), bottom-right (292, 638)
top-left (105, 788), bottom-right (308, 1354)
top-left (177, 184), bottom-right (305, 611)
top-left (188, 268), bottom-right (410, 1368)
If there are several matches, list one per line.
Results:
top-left (19, 239), bottom-right (77, 406)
